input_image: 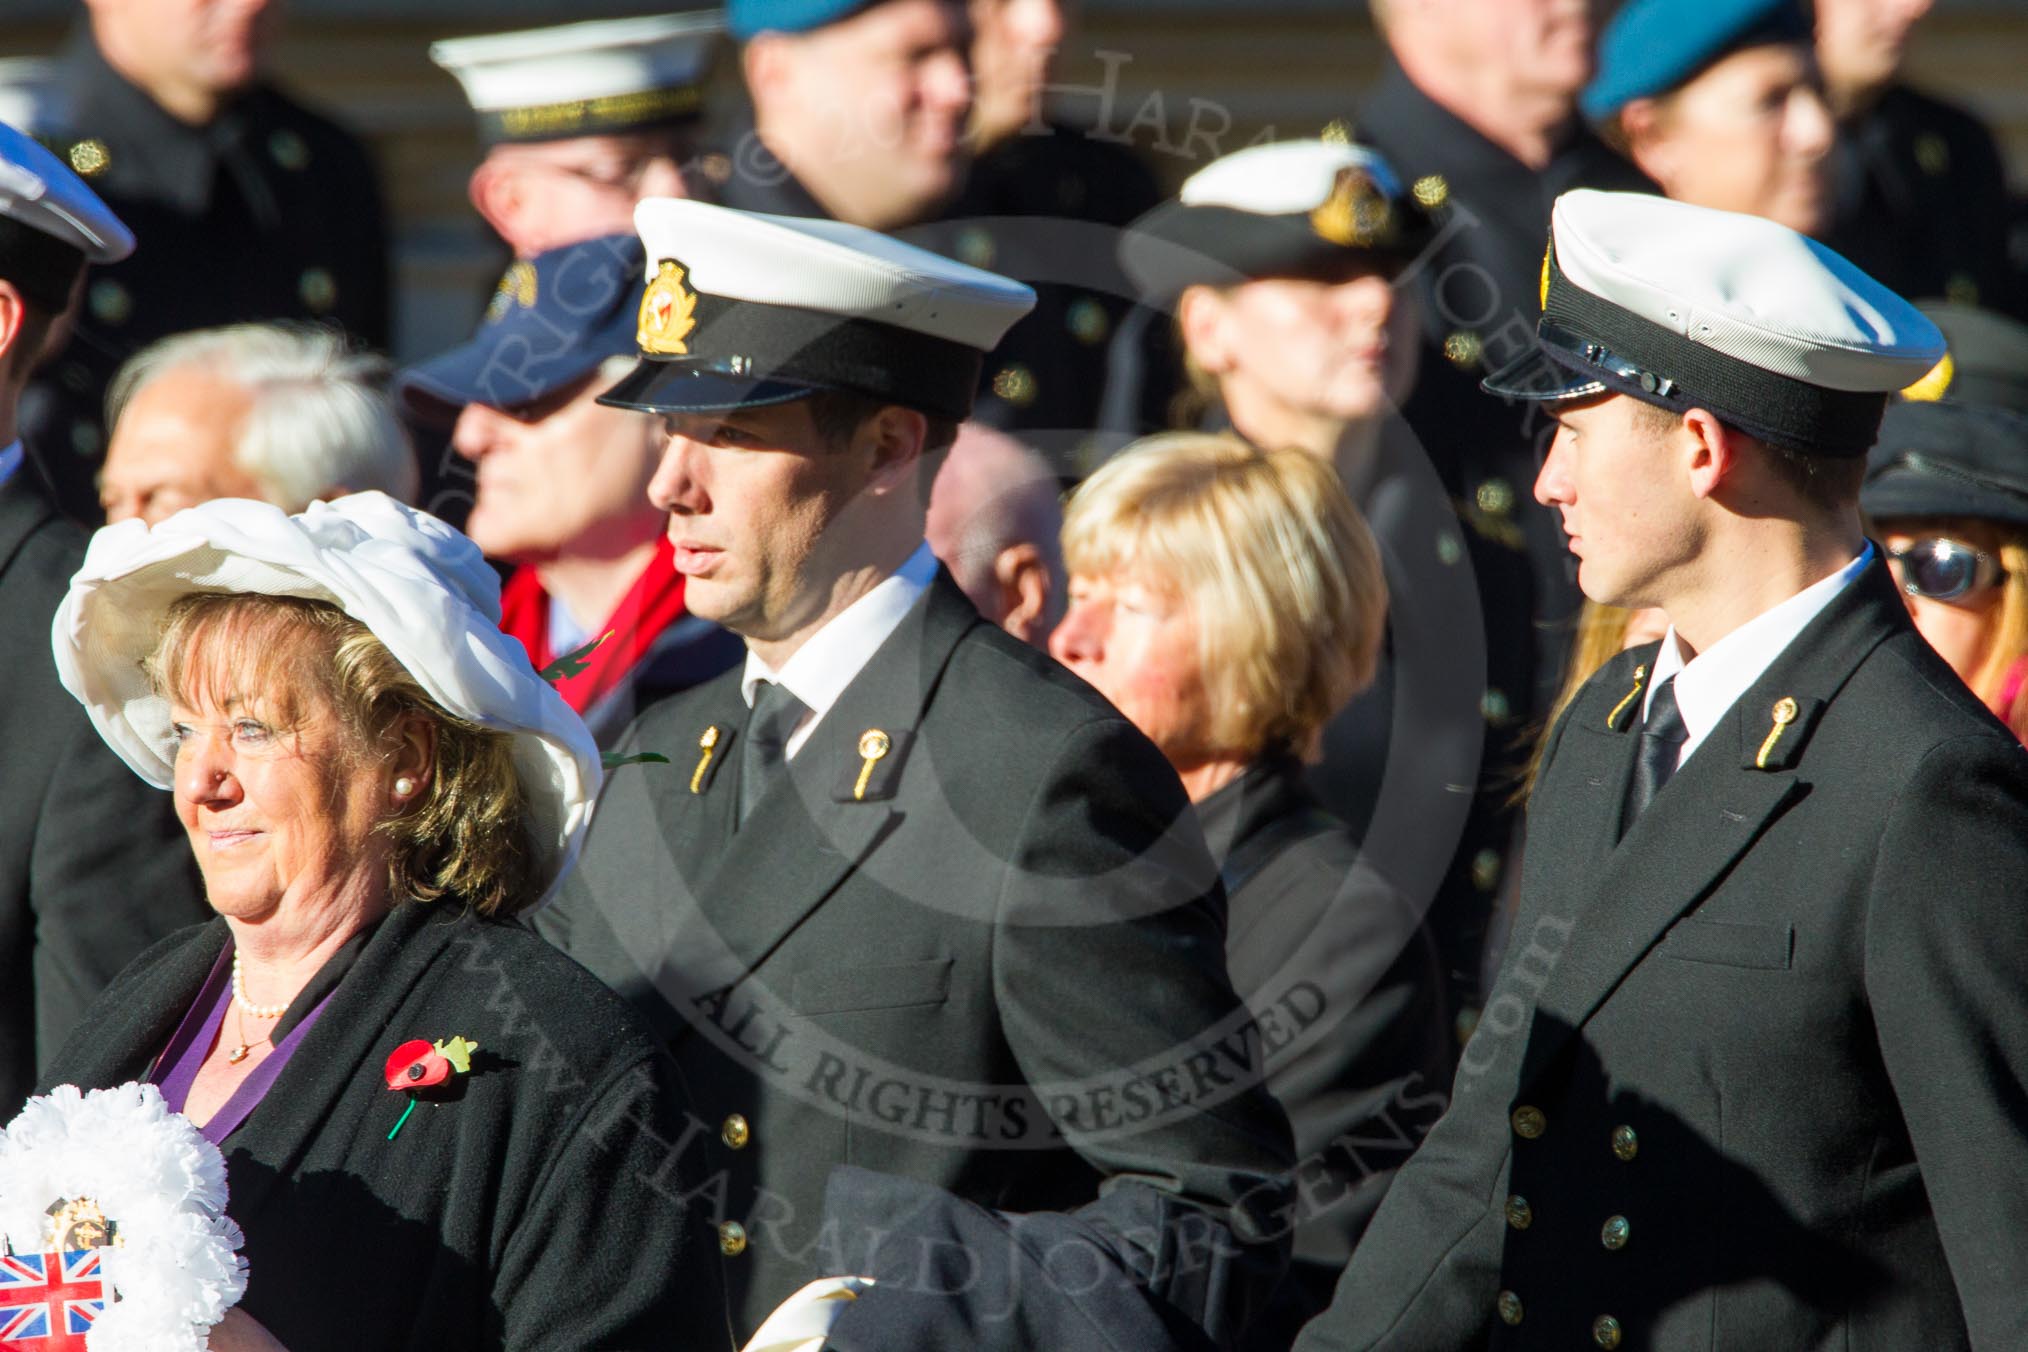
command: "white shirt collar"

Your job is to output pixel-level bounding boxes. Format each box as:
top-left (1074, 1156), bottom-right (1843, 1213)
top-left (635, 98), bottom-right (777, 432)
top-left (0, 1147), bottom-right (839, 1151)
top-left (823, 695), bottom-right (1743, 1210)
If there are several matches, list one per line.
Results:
top-left (0, 441), bottom-right (22, 490)
top-left (1647, 543), bottom-right (1872, 767)
top-left (740, 539), bottom-right (938, 756)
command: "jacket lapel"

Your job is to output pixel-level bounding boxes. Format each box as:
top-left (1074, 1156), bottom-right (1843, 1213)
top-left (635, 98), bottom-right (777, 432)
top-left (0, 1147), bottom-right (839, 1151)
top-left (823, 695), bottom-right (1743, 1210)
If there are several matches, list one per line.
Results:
top-left (690, 571), bottom-right (978, 980)
top-left (1514, 556), bottom-right (1906, 1090)
top-left (0, 475), bottom-right (60, 581)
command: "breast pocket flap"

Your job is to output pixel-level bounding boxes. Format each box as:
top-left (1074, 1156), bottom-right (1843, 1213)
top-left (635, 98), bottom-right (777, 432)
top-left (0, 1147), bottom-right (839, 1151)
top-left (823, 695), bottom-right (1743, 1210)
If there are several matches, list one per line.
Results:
top-left (1659, 918), bottom-right (1794, 971)
top-left (793, 958), bottom-right (954, 1015)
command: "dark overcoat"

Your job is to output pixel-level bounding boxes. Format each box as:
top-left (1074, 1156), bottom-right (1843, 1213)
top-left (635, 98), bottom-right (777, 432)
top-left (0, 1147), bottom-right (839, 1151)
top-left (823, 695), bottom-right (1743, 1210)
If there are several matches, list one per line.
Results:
top-left (1297, 556), bottom-right (2028, 1350)
top-left (536, 570), bottom-right (1297, 1346)
top-left (0, 471), bottom-right (206, 1114)
top-left (41, 902), bottom-right (735, 1352)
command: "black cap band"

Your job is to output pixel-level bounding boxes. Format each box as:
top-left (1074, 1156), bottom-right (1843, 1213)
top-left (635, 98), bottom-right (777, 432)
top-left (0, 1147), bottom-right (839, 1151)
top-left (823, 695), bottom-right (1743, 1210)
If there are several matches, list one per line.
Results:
top-left (598, 290), bottom-right (984, 421)
top-left (0, 215), bottom-right (85, 314)
top-left (1532, 254), bottom-right (1888, 456)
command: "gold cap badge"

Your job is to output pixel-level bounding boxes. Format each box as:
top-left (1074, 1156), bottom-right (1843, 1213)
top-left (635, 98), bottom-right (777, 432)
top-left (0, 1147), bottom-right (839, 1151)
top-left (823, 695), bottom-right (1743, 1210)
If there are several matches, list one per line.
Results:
top-left (638, 259), bottom-right (699, 356)
top-left (1310, 168), bottom-right (1393, 249)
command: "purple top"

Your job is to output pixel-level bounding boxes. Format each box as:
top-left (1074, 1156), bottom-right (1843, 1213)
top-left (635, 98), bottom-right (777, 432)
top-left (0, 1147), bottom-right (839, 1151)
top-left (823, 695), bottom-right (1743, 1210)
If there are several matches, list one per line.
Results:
top-left (151, 945), bottom-right (337, 1147)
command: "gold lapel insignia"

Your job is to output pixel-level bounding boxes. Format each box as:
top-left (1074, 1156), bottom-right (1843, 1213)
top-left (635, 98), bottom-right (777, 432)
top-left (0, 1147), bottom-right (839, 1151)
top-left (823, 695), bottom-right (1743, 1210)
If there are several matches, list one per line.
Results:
top-left (691, 724), bottom-right (723, 794)
top-left (1755, 697), bottom-right (1799, 769)
top-left (854, 730), bottom-right (893, 801)
top-left (1606, 664), bottom-right (1648, 731)
top-left (1310, 168), bottom-right (1393, 249)
top-left (638, 259), bottom-right (699, 355)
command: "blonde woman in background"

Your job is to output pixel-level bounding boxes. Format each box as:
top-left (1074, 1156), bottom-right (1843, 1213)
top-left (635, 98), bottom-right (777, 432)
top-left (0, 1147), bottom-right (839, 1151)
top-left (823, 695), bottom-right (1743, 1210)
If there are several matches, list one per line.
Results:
top-left (1051, 432), bottom-right (1450, 1348)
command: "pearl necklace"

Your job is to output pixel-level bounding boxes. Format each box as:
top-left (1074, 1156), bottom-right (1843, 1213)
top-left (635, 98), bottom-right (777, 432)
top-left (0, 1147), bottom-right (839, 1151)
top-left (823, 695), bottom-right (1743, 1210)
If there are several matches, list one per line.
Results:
top-left (230, 952), bottom-right (288, 1021)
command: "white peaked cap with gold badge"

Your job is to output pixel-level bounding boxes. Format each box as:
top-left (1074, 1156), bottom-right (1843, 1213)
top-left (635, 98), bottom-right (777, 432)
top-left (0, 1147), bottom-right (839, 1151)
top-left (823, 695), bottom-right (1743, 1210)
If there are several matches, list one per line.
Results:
top-left (430, 11), bottom-right (725, 145)
top-left (1485, 189), bottom-right (1944, 456)
top-left (598, 198), bottom-right (1037, 423)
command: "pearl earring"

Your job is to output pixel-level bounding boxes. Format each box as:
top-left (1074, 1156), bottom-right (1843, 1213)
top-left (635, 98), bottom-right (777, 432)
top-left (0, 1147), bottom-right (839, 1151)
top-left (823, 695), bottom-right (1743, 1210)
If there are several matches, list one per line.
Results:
top-left (394, 777), bottom-right (416, 796)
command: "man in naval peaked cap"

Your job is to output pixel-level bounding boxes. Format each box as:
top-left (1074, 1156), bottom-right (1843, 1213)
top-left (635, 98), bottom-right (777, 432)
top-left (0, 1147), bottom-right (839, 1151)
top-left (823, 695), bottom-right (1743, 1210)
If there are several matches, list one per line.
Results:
top-left (1298, 190), bottom-right (2028, 1350)
top-left (432, 12), bottom-right (726, 260)
top-left (536, 200), bottom-right (1296, 1348)
top-left (0, 121), bottom-right (205, 1116)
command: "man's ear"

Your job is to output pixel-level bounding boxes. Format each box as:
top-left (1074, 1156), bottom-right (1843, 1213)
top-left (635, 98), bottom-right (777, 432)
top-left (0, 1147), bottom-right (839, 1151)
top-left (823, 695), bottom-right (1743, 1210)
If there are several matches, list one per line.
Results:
top-left (992, 541), bottom-right (1053, 646)
top-left (743, 34), bottom-right (789, 105)
top-left (1178, 285), bottom-right (1233, 375)
top-left (860, 405), bottom-right (929, 494)
top-left (0, 281), bottom-right (28, 372)
top-left (1682, 406), bottom-right (1743, 501)
top-left (468, 157), bottom-right (526, 246)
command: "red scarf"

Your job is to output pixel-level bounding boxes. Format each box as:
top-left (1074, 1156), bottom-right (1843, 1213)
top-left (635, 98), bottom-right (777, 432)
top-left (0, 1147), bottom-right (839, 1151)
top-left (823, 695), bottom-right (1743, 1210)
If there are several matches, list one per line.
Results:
top-left (499, 537), bottom-right (691, 715)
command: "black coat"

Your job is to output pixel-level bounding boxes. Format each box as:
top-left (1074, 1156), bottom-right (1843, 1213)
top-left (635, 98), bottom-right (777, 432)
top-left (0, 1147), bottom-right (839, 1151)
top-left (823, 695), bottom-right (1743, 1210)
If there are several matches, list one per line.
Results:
top-left (1824, 83), bottom-right (2024, 322)
top-left (537, 570), bottom-right (1297, 1346)
top-left (41, 901), bottom-right (735, 1352)
top-left (1200, 756), bottom-right (1451, 1350)
top-left (23, 28), bottom-right (392, 524)
top-left (1350, 63), bottom-right (1657, 1013)
top-left (1297, 556), bottom-right (2028, 1350)
top-left (0, 470), bottom-right (206, 1115)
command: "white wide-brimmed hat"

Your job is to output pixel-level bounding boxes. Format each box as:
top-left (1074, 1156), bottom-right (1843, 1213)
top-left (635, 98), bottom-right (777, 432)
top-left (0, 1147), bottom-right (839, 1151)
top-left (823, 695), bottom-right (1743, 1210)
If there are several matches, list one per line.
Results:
top-left (50, 492), bottom-right (603, 900)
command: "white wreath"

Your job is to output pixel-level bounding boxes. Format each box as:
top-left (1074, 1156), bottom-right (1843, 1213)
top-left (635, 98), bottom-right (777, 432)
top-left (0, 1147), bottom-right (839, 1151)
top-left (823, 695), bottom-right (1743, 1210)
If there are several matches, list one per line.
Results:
top-left (0, 1083), bottom-right (247, 1351)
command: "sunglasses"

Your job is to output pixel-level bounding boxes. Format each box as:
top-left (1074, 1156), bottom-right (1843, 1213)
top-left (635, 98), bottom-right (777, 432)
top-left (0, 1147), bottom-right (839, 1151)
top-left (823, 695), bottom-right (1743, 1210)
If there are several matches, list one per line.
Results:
top-left (1885, 537), bottom-right (2006, 601)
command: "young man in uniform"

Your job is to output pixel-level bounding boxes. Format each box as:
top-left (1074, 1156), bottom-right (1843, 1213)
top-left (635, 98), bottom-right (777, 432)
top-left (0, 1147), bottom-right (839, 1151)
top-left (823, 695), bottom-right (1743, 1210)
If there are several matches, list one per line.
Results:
top-left (1297, 190), bottom-right (2028, 1349)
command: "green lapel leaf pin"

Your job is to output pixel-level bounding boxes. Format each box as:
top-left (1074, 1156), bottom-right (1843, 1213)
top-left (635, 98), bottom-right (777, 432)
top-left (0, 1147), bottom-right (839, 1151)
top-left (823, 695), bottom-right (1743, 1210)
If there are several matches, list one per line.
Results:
top-left (602, 751), bottom-right (671, 770)
top-left (540, 630), bottom-right (614, 683)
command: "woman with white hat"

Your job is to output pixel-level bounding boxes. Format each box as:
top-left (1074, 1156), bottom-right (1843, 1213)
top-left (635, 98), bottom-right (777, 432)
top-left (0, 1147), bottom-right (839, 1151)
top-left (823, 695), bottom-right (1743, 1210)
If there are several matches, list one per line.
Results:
top-left (36, 493), bottom-right (730, 1352)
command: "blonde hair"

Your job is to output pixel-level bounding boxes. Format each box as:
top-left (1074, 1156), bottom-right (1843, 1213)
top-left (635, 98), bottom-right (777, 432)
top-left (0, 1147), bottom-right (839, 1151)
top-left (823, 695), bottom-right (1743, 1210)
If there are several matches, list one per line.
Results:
top-left (1872, 515), bottom-right (2028, 741)
top-left (148, 593), bottom-right (537, 916)
top-left (1061, 432), bottom-right (1387, 757)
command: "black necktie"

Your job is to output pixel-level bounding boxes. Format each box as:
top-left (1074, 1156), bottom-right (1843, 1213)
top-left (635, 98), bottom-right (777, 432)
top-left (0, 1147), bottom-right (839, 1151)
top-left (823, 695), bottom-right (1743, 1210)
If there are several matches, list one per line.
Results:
top-left (1622, 675), bottom-right (1687, 833)
top-left (739, 680), bottom-right (807, 827)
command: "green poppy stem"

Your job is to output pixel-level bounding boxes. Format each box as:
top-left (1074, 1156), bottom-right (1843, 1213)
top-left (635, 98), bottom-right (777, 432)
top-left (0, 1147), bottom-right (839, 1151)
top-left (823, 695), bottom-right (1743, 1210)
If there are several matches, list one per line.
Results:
top-left (387, 1097), bottom-right (418, 1141)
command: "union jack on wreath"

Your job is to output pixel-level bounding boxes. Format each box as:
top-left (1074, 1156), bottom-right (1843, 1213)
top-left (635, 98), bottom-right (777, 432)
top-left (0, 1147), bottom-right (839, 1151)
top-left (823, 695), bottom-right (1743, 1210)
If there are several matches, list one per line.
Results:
top-left (0, 1250), bottom-right (106, 1350)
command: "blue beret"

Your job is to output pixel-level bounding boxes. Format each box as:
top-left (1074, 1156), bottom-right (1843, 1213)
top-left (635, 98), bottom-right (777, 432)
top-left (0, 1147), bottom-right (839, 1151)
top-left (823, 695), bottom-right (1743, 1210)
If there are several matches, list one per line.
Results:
top-left (394, 234), bottom-right (643, 424)
top-left (727, 0), bottom-right (873, 41)
top-left (1582, 0), bottom-right (1812, 122)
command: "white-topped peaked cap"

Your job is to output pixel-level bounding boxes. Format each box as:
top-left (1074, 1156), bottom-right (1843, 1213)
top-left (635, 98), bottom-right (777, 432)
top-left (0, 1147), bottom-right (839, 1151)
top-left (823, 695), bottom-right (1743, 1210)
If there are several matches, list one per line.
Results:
top-left (51, 492), bottom-right (603, 903)
top-left (0, 118), bottom-right (132, 266)
top-left (430, 11), bottom-right (725, 144)
top-left (1121, 138), bottom-right (1433, 299)
top-left (1180, 139), bottom-right (1406, 214)
top-left (599, 198), bottom-right (1037, 421)
top-left (1484, 190), bottom-right (1944, 455)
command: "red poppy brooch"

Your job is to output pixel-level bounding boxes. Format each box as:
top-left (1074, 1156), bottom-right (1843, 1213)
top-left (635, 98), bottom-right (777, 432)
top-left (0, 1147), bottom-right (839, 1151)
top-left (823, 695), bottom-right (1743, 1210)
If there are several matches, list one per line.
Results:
top-left (383, 1036), bottom-right (479, 1140)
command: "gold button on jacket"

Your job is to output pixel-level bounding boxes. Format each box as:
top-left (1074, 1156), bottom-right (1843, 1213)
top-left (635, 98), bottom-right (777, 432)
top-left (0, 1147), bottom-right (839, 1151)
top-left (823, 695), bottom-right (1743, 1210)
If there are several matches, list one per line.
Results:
top-left (718, 1220), bottom-right (748, 1257)
top-left (1511, 1105), bottom-right (1546, 1139)
top-left (721, 1113), bottom-right (751, 1150)
top-left (1496, 1290), bottom-right (1524, 1326)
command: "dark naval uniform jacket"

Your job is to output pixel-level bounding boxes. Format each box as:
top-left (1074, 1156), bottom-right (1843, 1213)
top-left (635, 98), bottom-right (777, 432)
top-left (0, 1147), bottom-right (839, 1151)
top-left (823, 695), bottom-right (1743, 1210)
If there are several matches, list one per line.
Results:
top-left (41, 902), bottom-right (734, 1352)
top-left (1825, 83), bottom-right (2023, 322)
top-left (537, 569), bottom-right (1297, 1346)
top-left (23, 29), bottom-right (391, 523)
top-left (0, 464), bottom-right (206, 1116)
top-left (1351, 61), bottom-right (1656, 1010)
top-left (1297, 555), bottom-right (2028, 1350)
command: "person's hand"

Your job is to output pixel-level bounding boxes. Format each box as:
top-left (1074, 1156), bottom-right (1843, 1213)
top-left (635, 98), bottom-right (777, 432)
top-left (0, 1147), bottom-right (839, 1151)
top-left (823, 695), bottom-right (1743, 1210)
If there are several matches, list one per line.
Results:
top-left (207, 1308), bottom-right (289, 1352)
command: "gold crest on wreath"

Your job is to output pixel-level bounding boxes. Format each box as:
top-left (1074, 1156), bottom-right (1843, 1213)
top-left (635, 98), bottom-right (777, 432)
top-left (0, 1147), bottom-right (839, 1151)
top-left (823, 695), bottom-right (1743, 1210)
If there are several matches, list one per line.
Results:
top-left (1310, 168), bottom-right (1393, 249)
top-left (43, 1196), bottom-right (120, 1251)
top-left (638, 259), bottom-right (699, 356)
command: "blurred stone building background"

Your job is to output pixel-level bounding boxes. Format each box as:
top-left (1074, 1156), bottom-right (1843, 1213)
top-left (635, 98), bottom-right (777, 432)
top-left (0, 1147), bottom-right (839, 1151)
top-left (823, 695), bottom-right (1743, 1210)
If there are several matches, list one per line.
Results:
top-left (4, 0), bottom-right (2025, 363)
